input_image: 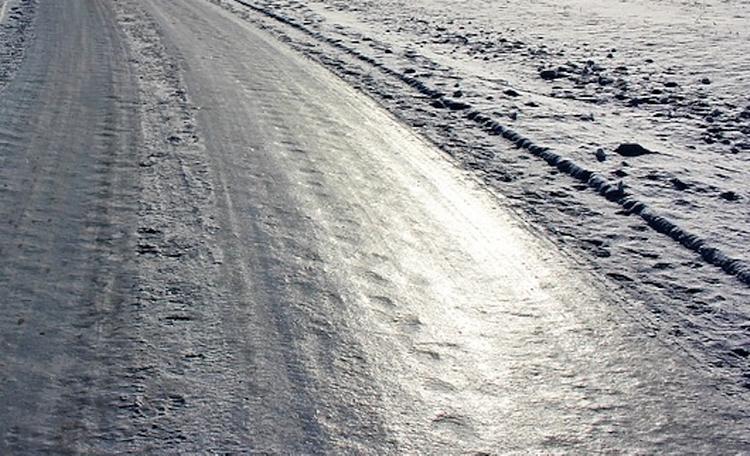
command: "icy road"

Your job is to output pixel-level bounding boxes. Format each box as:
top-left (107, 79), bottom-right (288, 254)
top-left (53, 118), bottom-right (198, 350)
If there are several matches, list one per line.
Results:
top-left (0, 0), bottom-right (748, 453)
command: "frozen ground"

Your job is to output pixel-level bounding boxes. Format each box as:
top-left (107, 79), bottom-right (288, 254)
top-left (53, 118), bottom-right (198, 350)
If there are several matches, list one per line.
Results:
top-left (1, 0), bottom-right (750, 452)
top-left (211, 0), bottom-right (750, 391)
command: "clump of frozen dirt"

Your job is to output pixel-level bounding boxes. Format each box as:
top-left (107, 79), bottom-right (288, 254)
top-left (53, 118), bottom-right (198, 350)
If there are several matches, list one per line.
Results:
top-left (211, 0), bottom-right (750, 394)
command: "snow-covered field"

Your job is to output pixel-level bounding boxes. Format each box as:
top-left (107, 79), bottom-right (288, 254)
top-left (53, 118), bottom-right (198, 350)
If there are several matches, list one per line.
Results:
top-left (299, 0), bottom-right (750, 259)
top-left (213, 0), bottom-right (750, 391)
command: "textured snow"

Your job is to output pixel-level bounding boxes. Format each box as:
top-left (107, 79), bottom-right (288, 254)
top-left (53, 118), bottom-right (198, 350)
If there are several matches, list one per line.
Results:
top-left (214, 0), bottom-right (750, 392)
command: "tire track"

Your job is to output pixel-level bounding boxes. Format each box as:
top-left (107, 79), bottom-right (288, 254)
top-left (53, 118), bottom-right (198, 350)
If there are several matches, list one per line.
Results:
top-left (0, 0), bottom-right (35, 94)
top-left (0, 1), bottom-right (142, 451)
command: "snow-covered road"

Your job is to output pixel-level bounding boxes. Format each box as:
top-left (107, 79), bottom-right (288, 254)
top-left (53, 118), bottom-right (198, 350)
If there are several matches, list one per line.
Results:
top-left (0, 0), bottom-right (748, 453)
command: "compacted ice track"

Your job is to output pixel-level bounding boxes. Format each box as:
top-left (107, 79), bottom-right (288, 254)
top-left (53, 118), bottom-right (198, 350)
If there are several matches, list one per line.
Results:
top-left (0, 0), bottom-right (749, 453)
top-left (0, 0), bottom-right (142, 451)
